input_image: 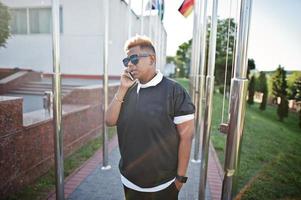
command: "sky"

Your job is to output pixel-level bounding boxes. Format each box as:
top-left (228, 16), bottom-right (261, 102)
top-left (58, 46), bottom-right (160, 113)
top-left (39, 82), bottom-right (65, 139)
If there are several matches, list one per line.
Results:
top-left (131, 0), bottom-right (301, 71)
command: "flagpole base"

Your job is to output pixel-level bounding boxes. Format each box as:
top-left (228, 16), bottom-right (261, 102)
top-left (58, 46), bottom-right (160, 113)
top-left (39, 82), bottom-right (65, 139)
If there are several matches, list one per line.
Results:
top-left (101, 165), bottom-right (111, 170)
top-left (191, 159), bottom-right (201, 163)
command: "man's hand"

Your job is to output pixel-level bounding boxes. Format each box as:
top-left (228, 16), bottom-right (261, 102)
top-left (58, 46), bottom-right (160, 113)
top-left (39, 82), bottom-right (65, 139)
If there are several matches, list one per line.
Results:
top-left (120, 69), bottom-right (136, 89)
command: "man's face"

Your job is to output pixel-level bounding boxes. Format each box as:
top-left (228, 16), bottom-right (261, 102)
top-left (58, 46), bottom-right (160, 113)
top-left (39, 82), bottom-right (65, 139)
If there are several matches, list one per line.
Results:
top-left (125, 46), bottom-right (156, 82)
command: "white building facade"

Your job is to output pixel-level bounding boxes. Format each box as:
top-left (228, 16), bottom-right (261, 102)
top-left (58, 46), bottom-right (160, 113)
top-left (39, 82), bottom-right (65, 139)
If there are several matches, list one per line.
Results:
top-left (0, 0), bottom-right (167, 76)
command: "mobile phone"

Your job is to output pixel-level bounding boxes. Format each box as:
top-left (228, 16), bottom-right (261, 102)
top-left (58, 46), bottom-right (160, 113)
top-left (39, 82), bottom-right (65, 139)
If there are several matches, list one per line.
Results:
top-left (128, 72), bottom-right (134, 81)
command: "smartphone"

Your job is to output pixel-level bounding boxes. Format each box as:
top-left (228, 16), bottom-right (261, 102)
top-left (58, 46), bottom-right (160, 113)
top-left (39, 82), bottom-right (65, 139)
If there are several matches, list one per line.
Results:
top-left (128, 72), bottom-right (134, 81)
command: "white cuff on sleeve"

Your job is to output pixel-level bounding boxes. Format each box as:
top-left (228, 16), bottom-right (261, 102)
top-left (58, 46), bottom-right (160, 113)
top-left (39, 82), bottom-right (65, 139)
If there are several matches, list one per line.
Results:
top-left (173, 114), bottom-right (194, 124)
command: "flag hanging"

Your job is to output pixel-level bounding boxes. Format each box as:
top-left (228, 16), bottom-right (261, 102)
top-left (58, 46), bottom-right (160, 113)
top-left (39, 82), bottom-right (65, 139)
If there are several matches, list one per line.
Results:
top-left (158, 0), bottom-right (164, 20)
top-left (178, 0), bottom-right (194, 17)
top-left (146, 0), bottom-right (165, 20)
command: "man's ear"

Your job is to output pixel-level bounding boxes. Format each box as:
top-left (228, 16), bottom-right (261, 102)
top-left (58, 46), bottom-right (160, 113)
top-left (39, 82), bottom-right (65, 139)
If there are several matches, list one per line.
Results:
top-left (150, 55), bottom-right (156, 65)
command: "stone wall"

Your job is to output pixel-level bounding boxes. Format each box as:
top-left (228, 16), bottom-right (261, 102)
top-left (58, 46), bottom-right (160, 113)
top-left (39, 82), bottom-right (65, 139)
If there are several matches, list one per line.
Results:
top-left (0, 70), bottom-right (41, 94)
top-left (0, 84), bottom-right (119, 197)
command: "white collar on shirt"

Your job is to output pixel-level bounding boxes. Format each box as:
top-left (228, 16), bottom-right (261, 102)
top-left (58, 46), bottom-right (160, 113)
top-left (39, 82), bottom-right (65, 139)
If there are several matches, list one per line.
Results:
top-left (136, 70), bottom-right (163, 93)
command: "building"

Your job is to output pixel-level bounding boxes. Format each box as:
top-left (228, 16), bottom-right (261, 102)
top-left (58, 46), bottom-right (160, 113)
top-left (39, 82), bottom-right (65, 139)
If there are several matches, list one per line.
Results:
top-left (0, 0), bottom-right (167, 76)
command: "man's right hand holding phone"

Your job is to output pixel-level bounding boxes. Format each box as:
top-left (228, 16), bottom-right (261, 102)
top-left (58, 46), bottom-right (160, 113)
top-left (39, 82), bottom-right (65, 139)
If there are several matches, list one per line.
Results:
top-left (115, 69), bottom-right (136, 102)
top-left (121, 68), bottom-right (136, 86)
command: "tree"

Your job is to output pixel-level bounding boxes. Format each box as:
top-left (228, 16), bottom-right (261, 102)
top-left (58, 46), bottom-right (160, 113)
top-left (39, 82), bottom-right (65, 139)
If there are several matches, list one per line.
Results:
top-left (292, 77), bottom-right (301, 128)
top-left (175, 39), bottom-right (192, 78)
top-left (272, 66), bottom-right (282, 103)
top-left (213, 18), bottom-right (236, 86)
top-left (257, 71), bottom-right (268, 110)
top-left (175, 18), bottom-right (256, 82)
top-left (272, 66), bottom-right (289, 121)
top-left (0, 1), bottom-right (10, 47)
top-left (287, 71), bottom-right (301, 99)
top-left (247, 75), bottom-right (255, 105)
top-left (166, 56), bottom-right (176, 64)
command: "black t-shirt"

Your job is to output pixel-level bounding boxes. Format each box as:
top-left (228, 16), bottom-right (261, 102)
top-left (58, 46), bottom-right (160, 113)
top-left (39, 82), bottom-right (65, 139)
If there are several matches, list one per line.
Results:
top-left (117, 77), bottom-right (195, 188)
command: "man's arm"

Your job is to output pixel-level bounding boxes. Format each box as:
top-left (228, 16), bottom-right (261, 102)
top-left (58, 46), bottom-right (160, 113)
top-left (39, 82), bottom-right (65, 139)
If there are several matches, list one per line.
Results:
top-left (105, 70), bottom-right (135, 126)
top-left (175, 119), bottom-right (195, 190)
top-left (105, 86), bottom-right (128, 126)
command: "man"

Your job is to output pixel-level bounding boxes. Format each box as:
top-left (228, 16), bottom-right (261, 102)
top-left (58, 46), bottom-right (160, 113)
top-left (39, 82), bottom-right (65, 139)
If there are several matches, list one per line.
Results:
top-left (105, 35), bottom-right (195, 200)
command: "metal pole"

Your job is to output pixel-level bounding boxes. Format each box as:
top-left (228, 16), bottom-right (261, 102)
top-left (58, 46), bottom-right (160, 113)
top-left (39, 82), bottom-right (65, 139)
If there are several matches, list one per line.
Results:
top-left (198, 0), bottom-right (218, 199)
top-left (221, 0), bottom-right (253, 199)
top-left (157, 6), bottom-right (161, 70)
top-left (148, 1), bottom-right (152, 38)
top-left (128, 0), bottom-right (132, 38)
top-left (101, 0), bottom-right (111, 170)
top-left (190, 0), bottom-right (201, 162)
top-left (190, 0), bottom-right (200, 104)
top-left (51, 0), bottom-right (64, 199)
top-left (193, 0), bottom-right (209, 163)
top-left (140, 0), bottom-right (144, 35)
top-left (158, 20), bottom-right (161, 70)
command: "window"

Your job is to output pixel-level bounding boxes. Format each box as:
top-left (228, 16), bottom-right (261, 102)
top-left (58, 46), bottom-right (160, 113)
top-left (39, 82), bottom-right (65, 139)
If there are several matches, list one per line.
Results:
top-left (29, 8), bottom-right (51, 34)
top-left (10, 9), bottom-right (27, 34)
top-left (10, 7), bottom-right (63, 34)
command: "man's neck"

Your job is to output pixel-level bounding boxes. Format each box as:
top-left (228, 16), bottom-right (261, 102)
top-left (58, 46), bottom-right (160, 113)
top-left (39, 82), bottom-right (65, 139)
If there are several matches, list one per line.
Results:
top-left (139, 70), bottom-right (157, 84)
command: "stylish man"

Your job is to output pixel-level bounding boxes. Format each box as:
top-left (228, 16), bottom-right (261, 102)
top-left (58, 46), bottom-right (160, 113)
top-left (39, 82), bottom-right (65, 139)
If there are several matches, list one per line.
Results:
top-left (106, 35), bottom-right (195, 200)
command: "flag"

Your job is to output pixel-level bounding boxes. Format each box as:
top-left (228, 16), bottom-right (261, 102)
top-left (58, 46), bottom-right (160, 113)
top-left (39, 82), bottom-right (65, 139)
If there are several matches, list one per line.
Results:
top-left (145, 0), bottom-right (157, 9)
top-left (178, 0), bottom-right (194, 17)
top-left (146, 0), bottom-right (165, 20)
top-left (158, 0), bottom-right (164, 20)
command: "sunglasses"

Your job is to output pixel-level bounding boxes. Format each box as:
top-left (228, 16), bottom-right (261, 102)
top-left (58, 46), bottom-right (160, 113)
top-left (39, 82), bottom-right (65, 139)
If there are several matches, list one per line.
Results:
top-left (122, 53), bottom-right (153, 67)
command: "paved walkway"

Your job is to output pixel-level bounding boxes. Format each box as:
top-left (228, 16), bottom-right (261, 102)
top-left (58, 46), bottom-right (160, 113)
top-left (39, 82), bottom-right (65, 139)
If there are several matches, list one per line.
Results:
top-left (48, 135), bottom-right (223, 200)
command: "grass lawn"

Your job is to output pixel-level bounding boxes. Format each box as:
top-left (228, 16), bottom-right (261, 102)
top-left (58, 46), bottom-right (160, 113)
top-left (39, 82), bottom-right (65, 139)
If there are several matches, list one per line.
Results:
top-left (175, 78), bottom-right (301, 200)
top-left (4, 127), bottom-right (116, 200)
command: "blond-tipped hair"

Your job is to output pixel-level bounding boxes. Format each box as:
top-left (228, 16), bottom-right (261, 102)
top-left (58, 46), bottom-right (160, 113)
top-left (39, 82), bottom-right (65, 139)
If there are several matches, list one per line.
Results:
top-left (124, 35), bottom-right (156, 55)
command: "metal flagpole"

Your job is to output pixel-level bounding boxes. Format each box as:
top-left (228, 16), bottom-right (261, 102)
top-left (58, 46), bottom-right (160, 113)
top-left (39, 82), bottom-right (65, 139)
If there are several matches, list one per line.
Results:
top-left (51, 0), bottom-right (64, 199)
top-left (193, 0), bottom-right (209, 163)
top-left (157, 1), bottom-right (161, 70)
top-left (128, 0), bottom-right (132, 38)
top-left (190, 0), bottom-right (201, 163)
top-left (140, 0), bottom-right (144, 35)
top-left (154, 4), bottom-right (158, 45)
top-left (221, 0), bottom-right (253, 199)
top-left (189, 0), bottom-right (199, 106)
top-left (198, 0), bottom-right (219, 198)
top-left (148, 1), bottom-right (152, 38)
top-left (101, 0), bottom-right (111, 170)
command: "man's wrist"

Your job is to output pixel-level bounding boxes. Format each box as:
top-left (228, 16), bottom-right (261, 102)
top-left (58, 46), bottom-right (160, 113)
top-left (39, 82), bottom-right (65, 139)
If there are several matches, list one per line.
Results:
top-left (176, 175), bottom-right (188, 183)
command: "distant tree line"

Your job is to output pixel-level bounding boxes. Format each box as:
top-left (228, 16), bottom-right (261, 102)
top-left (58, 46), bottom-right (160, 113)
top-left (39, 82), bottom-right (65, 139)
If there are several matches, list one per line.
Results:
top-left (169, 17), bottom-right (301, 127)
top-left (247, 65), bottom-right (301, 127)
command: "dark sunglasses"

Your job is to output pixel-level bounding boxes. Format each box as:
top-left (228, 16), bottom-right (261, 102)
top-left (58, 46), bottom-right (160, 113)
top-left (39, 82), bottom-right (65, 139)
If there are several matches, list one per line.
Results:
top-left (122, 54), bottom-right (153, 67)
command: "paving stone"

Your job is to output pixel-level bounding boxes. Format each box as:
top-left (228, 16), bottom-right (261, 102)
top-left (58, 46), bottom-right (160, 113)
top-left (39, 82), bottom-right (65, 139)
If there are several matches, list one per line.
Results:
top-left (68, 139), bottom-right (212, 200)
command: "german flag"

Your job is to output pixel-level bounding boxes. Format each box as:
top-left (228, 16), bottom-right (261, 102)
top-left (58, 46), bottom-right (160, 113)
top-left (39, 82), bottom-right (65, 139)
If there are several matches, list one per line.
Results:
top-left (178, 0), bottom-right (194, 17)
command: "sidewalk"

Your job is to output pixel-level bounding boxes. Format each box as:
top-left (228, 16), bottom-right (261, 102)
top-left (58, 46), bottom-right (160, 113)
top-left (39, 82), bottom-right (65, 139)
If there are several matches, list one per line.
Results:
top-left (47, 134), bottom-right (223, 200)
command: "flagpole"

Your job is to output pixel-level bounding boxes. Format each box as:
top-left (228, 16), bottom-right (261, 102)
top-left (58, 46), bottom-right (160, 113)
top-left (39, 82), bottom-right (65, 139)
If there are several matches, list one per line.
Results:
top-left (157, 1), bottom-right (161, 71)
top-left (148, 1), bottom-right (152, 38)
top-left (221, 0), bottom-right (253, 199)
top-left (101, 0), bottom-right (111, 171)
top-left (198, 0), bottom-right (218, 199)
top-left (128, 0), bottom-right (132, 38)
top-left (51, 0), bottom-right (64, 199)
top-left (140, 0), bottom-right (144, 35)
top-left (190, 0), bottom-right (202, 163)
